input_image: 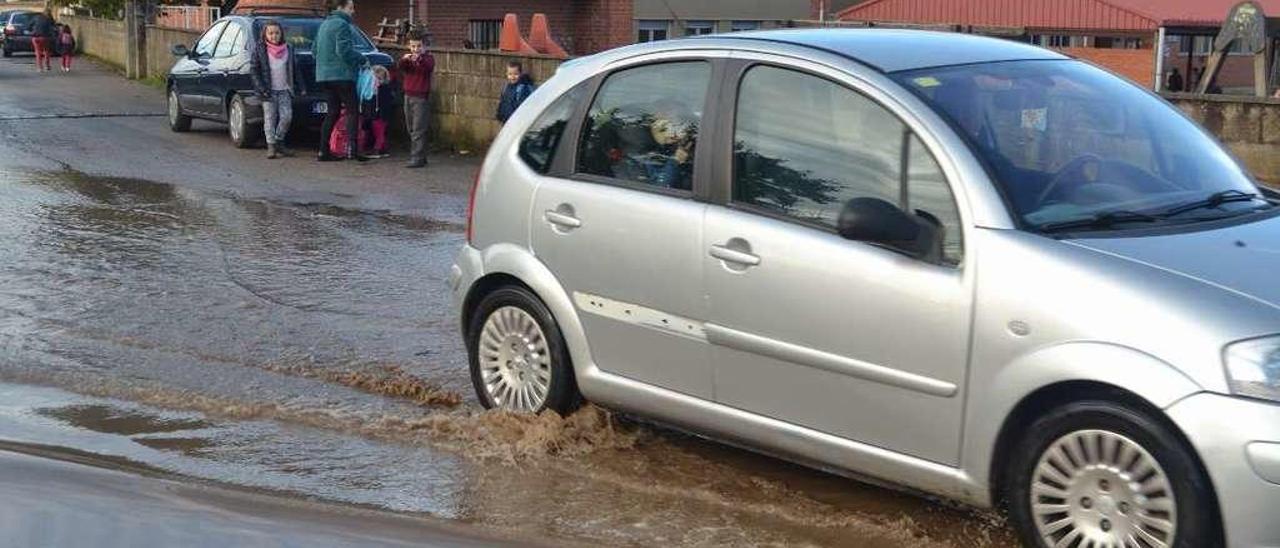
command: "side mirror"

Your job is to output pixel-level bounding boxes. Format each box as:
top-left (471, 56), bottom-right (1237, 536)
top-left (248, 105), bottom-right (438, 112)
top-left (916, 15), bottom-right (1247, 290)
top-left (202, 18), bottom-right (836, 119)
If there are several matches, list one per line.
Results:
top-left (171, 44), bottom-right (190, 58)
top-left (837, 197), bottom-right (942, 262)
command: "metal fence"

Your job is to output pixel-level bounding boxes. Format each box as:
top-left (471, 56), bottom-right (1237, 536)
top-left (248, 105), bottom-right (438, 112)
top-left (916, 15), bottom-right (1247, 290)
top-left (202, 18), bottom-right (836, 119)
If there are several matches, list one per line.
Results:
top-left (154, 6), bottom-right (220, 31)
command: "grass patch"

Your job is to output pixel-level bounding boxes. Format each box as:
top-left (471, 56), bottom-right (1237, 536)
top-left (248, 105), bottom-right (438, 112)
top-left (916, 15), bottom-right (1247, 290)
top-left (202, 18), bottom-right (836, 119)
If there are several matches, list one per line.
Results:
top-left (139, 75), bottom-right (165, 89)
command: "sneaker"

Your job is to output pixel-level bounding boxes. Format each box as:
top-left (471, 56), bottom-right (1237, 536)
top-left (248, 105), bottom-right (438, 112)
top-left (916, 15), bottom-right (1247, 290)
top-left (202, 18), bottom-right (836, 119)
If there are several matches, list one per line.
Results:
top-left (366, 153), bottom-right (390, 159)
top-left (405, 160), bottom-right (425, 169)
top-left (317, 152), bottom-right (344, 162)
top-left (267, 144), bottom-right (279, 159)
top-left (352, 154), bottom-right (370, 163)
top-left (277, 145), bottom-right (295, 157)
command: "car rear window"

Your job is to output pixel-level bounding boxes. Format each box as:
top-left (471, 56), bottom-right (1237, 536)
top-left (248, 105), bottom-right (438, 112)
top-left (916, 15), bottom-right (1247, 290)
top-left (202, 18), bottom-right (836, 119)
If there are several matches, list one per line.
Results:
top-left (253, 18), bottom-right (374, 52)
top-left (10, 12), bottom-right (33, 25)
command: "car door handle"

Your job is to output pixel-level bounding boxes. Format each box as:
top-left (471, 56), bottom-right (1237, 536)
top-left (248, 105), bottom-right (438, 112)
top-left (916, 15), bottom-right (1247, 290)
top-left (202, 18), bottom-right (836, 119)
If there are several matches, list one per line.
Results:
top-left (709, 244), bottom-right (761, 266)
top-left (544, 210), bottom-right (582, 229)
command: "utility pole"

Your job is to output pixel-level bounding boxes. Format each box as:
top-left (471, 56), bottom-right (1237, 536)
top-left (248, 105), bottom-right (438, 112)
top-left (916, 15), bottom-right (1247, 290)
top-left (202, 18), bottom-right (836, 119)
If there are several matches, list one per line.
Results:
top-left (123, 0), bottom-right (148, 78)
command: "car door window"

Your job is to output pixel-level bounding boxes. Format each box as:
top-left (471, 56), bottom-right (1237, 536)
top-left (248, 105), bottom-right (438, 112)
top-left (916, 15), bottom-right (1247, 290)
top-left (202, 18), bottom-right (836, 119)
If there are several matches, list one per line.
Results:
top-left (733, 65), bottom-right (964, 265)
top-left (576, 61), bottom-right (711, 192)
top-left (231, 23), bottom-right (248, 55)
top-left (193, 21), bottom-right (227, 59)
top-left (213, 23), bottom-right (242, 58)
top-left (519, 83), bottom-right (587, 174)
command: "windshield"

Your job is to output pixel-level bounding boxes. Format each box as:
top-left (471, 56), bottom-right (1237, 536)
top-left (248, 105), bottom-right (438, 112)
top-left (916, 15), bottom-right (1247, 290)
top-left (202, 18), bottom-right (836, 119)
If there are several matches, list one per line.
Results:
top-left (253, 18), bottom-right (375, 52)
top-left (10, 12), bottom-right (33, 26)
top-left (895, 60), bottom-right (1264, 231)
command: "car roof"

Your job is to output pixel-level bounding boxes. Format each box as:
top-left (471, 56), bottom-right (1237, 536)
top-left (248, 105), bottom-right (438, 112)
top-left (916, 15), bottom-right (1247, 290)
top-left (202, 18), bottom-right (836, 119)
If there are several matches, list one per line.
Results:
top-left (699, 29), bottom-right (1067, 73)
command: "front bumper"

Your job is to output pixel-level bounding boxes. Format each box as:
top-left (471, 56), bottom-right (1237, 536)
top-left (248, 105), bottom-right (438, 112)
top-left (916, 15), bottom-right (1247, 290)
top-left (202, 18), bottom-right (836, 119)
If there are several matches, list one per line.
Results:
top-left (1166, 392), bottom-right (1280, 547)
top-left (449, 244), bottom-right (484, 334)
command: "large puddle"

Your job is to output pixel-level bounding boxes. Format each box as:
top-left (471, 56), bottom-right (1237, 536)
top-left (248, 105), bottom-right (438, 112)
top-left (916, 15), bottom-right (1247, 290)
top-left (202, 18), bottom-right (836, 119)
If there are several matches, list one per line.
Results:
top-left (0, 169), bottom-right (1017, 546)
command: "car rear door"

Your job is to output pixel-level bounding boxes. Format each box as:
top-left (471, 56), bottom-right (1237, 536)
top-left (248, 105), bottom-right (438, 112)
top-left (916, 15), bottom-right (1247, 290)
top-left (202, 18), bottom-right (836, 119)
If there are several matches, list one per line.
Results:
top-left (206, 20), bottom-right (247, 120)
top-left (702, 58), bottom-right (974, 465)
top-left (529, 56), bottom-right (725, 400)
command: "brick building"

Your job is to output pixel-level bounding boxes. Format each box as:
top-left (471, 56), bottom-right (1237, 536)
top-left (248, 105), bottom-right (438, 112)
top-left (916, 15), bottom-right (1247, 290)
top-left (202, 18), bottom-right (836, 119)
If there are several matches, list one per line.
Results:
top-left (354, 0), bottom-right (632, 55)
top-left (835, 0), bottom-right (1280, 93)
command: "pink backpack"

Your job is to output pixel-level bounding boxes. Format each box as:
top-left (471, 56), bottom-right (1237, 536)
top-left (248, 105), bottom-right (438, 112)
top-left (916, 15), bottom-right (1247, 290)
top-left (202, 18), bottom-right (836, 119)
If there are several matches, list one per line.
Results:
top-left (327, 109), bottom-right (368, 157)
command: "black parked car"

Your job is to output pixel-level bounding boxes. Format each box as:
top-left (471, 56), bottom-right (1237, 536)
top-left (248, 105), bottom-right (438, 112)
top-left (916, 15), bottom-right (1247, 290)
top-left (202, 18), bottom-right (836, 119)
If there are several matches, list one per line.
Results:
top-left (166, 13), bottom-right (394, 148)
top-left (2, 11), bottom-right (37, 57)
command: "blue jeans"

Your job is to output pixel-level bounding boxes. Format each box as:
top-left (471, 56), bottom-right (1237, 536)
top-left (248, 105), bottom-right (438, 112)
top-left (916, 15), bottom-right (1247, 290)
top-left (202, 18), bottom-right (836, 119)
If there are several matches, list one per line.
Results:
top-left (262, 90), bottom-right (292, 145)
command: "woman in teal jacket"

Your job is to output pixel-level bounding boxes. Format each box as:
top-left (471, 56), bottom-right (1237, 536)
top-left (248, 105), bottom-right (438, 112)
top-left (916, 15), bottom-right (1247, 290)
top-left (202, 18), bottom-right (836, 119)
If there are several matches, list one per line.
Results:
top-left (315, 0), bottom-right (368, 161)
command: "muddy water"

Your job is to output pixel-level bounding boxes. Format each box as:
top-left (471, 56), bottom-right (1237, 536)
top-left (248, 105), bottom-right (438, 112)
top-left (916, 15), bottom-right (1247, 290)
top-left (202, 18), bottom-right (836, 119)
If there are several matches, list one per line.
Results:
top-left (0, 169), bottom-right (1017, 546)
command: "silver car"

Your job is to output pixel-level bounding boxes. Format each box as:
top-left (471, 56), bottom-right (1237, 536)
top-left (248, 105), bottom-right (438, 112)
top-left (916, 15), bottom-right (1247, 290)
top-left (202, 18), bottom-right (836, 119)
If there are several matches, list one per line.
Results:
top-left (451, 29), bottom-right (1280, 547)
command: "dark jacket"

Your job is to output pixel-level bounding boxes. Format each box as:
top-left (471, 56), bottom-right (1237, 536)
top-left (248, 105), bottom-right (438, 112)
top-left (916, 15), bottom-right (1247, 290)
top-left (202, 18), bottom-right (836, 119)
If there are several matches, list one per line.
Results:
top-left (249, 41), bottom-right (303, 97)
top-left (496, 73), bottom-right (535, 123)
top-left (397, 53), bottom-right (435, 99)
top-left (362, 81), bottom-right (396, 122)
top-left (31, 14), bottom-right (55, 39)
top-left (314, 11), bottom-right (366, 83)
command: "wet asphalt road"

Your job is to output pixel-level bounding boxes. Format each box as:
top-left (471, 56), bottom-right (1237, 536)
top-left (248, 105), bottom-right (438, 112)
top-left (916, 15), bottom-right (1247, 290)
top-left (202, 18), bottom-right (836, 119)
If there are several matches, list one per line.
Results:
top-left (0, 56), bottom-right (1018, 546)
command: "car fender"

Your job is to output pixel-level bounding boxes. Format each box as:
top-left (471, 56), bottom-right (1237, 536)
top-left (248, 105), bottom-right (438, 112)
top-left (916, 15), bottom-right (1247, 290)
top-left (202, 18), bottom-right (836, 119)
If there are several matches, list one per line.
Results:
top-left (961, 341), bottom-right (1204, 504)
top-left (477, 244), bottom-right (600, 392)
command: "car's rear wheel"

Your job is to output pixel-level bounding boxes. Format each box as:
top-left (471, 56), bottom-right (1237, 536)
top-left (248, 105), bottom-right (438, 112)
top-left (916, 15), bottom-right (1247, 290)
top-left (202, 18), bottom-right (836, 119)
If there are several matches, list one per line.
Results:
top-left (467, 286), bottom-right (581, 415)
top-left (168, 88), bottom-right (191, 132)
top-left (227, 95), bottom-right (258, 149)
top-left (1005, 400), bottom-right (1218, 548)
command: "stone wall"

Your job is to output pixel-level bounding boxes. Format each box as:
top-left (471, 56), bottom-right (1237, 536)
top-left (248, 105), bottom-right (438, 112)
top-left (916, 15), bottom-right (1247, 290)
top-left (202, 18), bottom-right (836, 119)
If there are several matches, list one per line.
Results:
top-left (146, 25), bottom-right (201, 79)
top-left (62, 15), bottom-right (127, 70)
top-left (1166, 93), bottom-right (1280, 184)
top-left (386, 46), bottom-right (564, 151)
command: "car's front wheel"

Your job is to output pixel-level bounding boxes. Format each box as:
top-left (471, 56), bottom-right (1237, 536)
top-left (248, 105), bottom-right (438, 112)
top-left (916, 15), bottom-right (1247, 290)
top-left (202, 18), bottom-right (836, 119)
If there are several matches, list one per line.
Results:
top-left (1005, 399), bottom-right (1219, 548)
top-left (227, 94), bottom-right (258, 149)
top-left (168, 88), bottom-right (191, 132)
top-left (467, 286), bottom-right (581, 415)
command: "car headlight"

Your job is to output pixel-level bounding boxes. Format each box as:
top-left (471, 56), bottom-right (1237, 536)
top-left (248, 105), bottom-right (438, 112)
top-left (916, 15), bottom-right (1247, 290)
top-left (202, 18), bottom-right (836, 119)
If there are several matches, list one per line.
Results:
top-left (1224, 336), bottom-right (1280, 402)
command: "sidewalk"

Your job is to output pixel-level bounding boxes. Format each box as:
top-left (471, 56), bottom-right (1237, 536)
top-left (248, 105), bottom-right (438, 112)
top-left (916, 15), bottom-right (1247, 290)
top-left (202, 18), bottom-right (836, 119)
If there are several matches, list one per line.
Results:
top-left (0, 55), bottom-right (480, 224)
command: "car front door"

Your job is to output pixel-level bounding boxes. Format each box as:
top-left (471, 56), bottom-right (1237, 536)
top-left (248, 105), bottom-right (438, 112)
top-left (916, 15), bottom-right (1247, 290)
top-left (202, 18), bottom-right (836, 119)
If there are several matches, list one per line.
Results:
top-left (206, 21), bottom-right (246, 120)
top-left (703, 61), bottom-right (973, 465)
top-left (172, 20), bottom-right (226, 116)
top-left (529, 58), bottom-right (721, 399)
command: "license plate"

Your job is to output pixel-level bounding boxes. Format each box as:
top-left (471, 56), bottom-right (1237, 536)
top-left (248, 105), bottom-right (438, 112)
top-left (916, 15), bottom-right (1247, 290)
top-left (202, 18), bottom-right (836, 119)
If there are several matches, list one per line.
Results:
top-left (312, 102), bottom-right (328, 114)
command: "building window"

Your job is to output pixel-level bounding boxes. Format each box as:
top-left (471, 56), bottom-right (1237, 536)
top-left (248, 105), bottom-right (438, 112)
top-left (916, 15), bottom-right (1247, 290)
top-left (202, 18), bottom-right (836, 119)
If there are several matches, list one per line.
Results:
top-left (638, 20), bottom-right (669, 42)
top-left (467, 20), bottom-right (501, 50)
top-left (684, 20), bottom-right (715, 36)
top-left (1033, 35), bottom-right (1090, 48)
top-left (1095, 36), bottom-right (1142, 49)
top-left (731, 20), bottom-right (760, 32)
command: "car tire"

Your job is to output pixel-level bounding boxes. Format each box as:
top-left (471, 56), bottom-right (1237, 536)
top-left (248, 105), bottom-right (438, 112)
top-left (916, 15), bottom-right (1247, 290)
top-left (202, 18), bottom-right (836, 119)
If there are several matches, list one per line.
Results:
top-left (467, 286), bottom-right (582, 415)
top-left (168, 88), bottom-right (192, 132)
top-left (227, 94), bottom-right (259, 149)
top-left (2, 46), bottom-right (10, 58)
top-left (1005, 399), bottom-right (1219, 548)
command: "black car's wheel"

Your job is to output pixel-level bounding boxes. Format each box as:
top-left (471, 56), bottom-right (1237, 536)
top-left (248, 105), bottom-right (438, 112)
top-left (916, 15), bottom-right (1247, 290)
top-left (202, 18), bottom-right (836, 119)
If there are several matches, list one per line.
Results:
top-left (168, 88), bottom-right (192, 132)
top-left (1005, 399), bottom-right (1219, 548)
top-left (467, 286), bottom-right (582, 415)
top-left (227, 94), bottom-right (259, 149)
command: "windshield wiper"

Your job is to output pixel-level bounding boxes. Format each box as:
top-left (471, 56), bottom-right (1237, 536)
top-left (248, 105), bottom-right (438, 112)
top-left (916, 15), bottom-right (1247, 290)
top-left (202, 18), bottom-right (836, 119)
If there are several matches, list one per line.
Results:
top-left (1159, 190), bottom-right (1267, 217)
top-left (1036, 210), bottom-right (1160, 233)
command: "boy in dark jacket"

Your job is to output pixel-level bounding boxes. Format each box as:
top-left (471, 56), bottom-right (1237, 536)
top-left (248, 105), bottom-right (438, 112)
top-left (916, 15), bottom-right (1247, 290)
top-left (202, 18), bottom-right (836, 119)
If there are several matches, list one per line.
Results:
top-left (496, 61), bottom-right (534, 124)
top-left (398, 32), bottom-right (435, 168)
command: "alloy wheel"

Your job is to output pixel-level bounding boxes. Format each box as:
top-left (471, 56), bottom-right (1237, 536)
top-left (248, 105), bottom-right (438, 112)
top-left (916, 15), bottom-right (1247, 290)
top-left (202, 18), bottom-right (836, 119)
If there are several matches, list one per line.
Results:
top-left (1030, 429), bottom-right (1177, 547)
top-left (229, 99), bottom-right (243, 143)
top-left (168, 91), bottom-right (180, 125)
top-left (477, 306), bottom-right (552, 413)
